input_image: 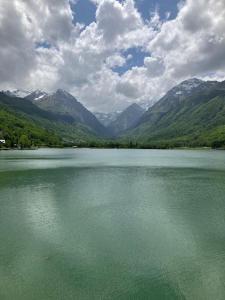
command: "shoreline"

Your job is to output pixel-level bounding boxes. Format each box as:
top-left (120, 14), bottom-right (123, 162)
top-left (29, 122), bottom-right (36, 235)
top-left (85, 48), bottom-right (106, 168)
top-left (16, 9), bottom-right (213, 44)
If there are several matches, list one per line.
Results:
top-left (0, 146), bottom-right (224, 151)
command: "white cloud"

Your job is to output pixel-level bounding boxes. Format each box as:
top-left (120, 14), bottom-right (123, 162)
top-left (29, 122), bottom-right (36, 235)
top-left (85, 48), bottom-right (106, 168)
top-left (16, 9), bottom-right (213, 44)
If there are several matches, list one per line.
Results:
top-left (127, 54), bottom-right (133, 61)
top-left (106, 53), bottom-right (126, 68)
top-left (144, 56), bottom-right (165, 77)
top-left (116, 80), bottom-right (141, 99)
top-left (0, 0), bottom-right (225, 112)
top-left (96, 0), bottom-right (142, 42)
top-left (149, 0), bottom-right (225, 79)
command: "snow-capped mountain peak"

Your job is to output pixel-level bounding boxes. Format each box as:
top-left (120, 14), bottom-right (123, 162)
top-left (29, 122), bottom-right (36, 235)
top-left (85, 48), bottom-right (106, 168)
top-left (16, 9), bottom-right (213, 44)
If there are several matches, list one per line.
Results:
top-left (169, 78), bottom-right (204, 97)
top-left (31, 90), bottom-right (48, 100)
top-left (177, 78), bottom-right (203, 91)
top-left (2, 89), bottom-right (31, 98)
top-left (25, 90), bottom-right (48, 101)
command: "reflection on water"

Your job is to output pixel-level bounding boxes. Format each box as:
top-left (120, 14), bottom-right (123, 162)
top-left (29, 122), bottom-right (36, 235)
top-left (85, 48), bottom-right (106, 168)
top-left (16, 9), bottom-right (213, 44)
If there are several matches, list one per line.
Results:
top-left (0, 149), bottom-right (225, 299)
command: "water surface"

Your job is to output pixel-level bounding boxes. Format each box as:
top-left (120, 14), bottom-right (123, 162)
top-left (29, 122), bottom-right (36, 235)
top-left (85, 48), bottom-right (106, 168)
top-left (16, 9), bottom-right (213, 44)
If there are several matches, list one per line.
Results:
top-left (0, 149), bottom-right (225, 299)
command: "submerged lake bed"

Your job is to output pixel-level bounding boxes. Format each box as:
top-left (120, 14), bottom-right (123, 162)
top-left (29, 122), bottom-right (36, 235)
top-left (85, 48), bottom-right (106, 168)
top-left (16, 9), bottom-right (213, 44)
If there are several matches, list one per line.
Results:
top-left (0, 149), bottom-right (225, 299)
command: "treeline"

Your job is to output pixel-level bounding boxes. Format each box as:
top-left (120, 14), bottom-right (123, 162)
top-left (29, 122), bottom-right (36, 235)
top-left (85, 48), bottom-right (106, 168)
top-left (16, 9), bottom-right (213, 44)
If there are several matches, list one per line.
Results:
top-left (63, 138), bottom-right (225, 149)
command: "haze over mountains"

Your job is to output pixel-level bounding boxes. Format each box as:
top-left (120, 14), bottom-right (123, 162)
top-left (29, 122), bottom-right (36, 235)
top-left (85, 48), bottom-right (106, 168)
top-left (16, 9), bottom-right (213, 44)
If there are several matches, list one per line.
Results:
top-left (1, 78), bottom-right (225, 148)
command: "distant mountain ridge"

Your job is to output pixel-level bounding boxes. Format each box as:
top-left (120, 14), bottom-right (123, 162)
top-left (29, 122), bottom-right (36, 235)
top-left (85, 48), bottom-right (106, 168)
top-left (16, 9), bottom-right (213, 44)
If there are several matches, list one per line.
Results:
top-left (2, 89), bottom-right (31, 98)
top-left (94, 111), bottom-right (121, 127)
top-left (161, 78), bottom-right (217, 100)
top-left (108, 103), bottom-right (145, 136)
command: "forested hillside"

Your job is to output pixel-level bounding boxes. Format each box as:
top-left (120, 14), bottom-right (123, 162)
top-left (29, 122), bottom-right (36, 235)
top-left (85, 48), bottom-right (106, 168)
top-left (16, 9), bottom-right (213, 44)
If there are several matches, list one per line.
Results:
top-left (124, 80), bottom-right (225, 148)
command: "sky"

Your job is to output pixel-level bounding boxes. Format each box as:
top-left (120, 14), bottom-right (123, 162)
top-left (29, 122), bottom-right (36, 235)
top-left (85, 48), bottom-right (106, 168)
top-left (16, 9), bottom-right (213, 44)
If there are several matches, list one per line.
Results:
top-left (0, 0), bottom-right (225, 112)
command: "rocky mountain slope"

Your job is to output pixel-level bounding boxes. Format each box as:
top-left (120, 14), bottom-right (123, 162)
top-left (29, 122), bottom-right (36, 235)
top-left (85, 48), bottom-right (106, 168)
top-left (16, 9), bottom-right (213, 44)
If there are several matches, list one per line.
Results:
top-left (108, 103), bottom-right (144, 136)
top-left (25, 89), bottom-right (108, 137)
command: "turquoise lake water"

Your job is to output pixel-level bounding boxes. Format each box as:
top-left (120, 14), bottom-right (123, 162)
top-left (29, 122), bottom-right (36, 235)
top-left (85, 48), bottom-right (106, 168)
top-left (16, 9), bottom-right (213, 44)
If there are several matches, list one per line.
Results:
top-left (0, 149), bottom-right (225, 299)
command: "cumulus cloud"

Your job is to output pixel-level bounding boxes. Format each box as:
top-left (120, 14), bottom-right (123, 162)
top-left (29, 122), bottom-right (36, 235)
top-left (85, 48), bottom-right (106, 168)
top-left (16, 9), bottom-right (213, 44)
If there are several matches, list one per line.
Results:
top-left (116, 80), bottom-right (141, 99)
top-left (0, 0), bottom-right (225, 112)
top-left (0, 1), bottom-right (37, 86)
top-left (96, 0), bottom-right (142, 42)
top-left (149, 0), bottom-right (225, 79)
top-left (0, 0), bottom-right (78, 89)
top-left (144, 56), bottom-right (165, 77)
top-left (106, 53), bottom-right (126, 68)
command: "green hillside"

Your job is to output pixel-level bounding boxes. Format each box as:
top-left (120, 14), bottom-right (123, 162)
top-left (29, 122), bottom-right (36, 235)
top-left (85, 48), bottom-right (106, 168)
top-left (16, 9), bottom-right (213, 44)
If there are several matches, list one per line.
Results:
top-left (0, 93), bottom-right (106, 148)
top-left (0, 106), bottom-right (61, 148)
top-left (123, 82), bottom-right (225, 148)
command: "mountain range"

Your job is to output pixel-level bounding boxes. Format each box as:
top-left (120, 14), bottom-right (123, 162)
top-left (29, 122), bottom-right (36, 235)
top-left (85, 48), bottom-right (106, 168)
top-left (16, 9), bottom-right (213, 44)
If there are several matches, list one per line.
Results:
top-left (125, 78), bottom-right (225, 148)
top-left (1, 78), bottom-right (225, 149)
top-left (0, 91), bottom-right (107, 148)
top-left (25, 89), bottom-right (107, 137)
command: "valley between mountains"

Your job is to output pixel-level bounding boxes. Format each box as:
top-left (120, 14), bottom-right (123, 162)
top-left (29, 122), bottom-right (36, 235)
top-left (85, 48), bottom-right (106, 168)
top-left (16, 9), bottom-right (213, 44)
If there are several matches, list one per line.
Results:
top-left (1, 78), bottom-right (225, 149)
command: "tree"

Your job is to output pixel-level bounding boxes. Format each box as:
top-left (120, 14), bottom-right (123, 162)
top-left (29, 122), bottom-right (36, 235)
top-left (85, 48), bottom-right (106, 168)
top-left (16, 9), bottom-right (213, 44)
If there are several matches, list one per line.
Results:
top-left (18, 134), bottom-right (31, 149)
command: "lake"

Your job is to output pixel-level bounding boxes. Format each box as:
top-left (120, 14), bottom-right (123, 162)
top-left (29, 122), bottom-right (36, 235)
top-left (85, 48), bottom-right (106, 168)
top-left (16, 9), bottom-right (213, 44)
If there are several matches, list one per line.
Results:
top-left (0, 148), bottom-right (225, 299)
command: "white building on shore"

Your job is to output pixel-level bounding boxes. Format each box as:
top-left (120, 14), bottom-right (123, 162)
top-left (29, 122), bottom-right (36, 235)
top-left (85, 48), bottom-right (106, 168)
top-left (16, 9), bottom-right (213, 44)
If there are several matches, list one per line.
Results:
top-left (0, 139), bottom-right (6, 144)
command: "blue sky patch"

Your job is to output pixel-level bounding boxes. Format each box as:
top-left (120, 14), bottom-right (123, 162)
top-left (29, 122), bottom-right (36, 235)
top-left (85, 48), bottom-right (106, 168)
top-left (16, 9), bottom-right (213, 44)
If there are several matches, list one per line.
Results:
top-left (135, 0), bottom-right (180, 21)
top-left (70, 0), bottom-right (96, 26)
top-left (70, 0), bottom-right (180, 27)
top-left (35, 41), bottom-right (52, 49)
top-left (112, 47), bottom-right (149, 75)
